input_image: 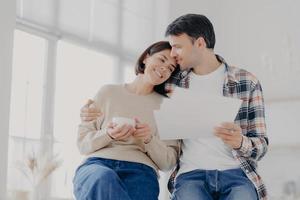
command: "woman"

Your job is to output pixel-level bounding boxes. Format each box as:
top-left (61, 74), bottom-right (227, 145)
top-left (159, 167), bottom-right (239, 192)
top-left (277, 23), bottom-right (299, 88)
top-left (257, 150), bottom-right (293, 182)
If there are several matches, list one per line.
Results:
top-left (73, 41), bottom-right (180, 200)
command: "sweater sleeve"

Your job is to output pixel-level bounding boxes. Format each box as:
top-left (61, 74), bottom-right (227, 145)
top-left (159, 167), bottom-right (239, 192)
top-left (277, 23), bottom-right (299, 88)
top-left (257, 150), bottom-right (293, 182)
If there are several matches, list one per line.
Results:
top-left (77, 85), bottom-right (113, 155)
top-left (144, 137), bottom-right (180, 171)
top-left (77, 118), bottom-right (113, 155)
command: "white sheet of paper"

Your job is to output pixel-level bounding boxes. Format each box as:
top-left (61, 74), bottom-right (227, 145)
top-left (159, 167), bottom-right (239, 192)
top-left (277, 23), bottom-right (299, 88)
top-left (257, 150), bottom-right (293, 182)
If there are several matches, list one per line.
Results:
top-left (154, 88), bottom-right (242, 139)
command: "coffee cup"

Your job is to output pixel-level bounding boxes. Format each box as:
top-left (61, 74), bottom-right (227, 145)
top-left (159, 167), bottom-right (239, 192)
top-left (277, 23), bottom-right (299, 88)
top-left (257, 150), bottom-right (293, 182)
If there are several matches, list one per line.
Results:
top-left (112, 117), bottom-right (136, 127)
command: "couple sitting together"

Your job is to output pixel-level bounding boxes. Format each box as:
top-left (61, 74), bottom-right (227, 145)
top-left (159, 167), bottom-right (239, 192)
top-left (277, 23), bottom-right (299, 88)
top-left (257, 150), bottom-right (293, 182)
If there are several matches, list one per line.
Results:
top-left (73, 14), bottom-right (269, 200)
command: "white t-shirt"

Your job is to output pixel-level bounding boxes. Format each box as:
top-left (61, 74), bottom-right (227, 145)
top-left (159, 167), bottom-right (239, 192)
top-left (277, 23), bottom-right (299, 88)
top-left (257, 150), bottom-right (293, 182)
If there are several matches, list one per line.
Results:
top-left (178, 64), bottom-right (239, 175)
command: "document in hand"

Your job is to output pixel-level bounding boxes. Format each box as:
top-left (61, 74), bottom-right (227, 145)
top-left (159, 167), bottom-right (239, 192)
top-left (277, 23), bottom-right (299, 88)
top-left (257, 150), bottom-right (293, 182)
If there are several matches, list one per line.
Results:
top-left (154, 88), bottom-right (242, 140)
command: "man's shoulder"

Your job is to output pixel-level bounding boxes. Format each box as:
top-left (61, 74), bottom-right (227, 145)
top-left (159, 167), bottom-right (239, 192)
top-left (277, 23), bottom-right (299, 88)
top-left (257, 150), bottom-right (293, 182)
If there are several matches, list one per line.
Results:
top-left (227, 65), bottom-right (260, 86)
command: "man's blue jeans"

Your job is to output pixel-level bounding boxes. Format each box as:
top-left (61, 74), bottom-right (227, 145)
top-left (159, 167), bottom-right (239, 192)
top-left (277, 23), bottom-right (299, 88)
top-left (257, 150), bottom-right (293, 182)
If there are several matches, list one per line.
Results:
top-left (171, 168), bottom-right (258, 200)
top-left (73, 157), bottom-right (159, 200)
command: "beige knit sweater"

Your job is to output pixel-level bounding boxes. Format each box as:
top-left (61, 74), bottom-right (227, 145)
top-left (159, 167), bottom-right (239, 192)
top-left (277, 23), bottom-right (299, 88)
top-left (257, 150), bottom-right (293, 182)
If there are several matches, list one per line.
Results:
top-left (77, 84), bottom-right (180, 172)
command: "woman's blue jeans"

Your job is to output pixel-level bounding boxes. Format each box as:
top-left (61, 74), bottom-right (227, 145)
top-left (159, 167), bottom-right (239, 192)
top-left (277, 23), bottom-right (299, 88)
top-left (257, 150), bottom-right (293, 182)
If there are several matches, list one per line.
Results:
top-left (73, 157), bottom-right (159, 200)
top-left (171, 168), bottom-right (258, 200)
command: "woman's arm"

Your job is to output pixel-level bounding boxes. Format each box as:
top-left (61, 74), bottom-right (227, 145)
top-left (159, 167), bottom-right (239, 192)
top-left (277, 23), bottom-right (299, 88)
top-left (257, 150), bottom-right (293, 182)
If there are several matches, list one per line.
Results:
top-left (77, 86), bottom-right (113, 155)
top-left (78, 85), bottom-right (138, 155)
top-left (132, 118), bottom-right (180, 171)
top-left (144, 138), bottom-right (180, 171)
top-left (77, 115), bottom-right (113, 155)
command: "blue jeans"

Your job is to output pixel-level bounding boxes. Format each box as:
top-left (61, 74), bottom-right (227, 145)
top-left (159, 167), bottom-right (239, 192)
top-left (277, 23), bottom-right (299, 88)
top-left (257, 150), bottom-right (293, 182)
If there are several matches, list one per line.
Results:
top-left (73, 157), bottom-right (159, 200)
top-left (171, 168), bottom-right (258, 200)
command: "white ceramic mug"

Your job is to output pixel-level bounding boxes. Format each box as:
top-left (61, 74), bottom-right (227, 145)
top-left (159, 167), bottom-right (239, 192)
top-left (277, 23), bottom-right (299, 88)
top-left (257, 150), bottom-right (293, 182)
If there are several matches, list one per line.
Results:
top-left (112, 117), bottom-right (136, 127)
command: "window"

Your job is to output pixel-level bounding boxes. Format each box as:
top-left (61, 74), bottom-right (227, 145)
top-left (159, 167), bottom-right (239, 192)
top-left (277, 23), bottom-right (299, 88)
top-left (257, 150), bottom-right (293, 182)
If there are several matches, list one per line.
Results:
top-left (52, 40), bottom-right (116, 199)
top-left (7, 30), bottom-right (46, 192)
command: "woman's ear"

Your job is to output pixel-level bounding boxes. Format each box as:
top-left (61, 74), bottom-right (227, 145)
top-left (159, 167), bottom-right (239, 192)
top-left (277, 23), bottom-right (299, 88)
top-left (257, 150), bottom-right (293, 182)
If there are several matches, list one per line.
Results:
top-left (142, 54), bottom-right (150, 64)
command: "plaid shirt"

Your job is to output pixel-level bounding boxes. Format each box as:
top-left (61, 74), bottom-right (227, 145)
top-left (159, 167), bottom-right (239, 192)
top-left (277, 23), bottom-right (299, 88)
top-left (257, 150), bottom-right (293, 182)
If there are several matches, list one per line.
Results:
top-left (166, 55), bottom-right (269, 200)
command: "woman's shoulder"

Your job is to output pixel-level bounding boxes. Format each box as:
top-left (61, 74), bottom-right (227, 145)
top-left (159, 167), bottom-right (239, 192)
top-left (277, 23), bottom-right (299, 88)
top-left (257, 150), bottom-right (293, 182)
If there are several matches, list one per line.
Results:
top-left (94, 84), bottom-right (123, 103)
top-left (96, 84), bottom-right (123, 94)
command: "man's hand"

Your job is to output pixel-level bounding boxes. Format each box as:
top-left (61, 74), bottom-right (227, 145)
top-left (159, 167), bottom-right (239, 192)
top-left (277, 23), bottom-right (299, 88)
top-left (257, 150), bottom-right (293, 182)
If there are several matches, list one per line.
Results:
top-left (80, 99), bottom-right (102, 122)
top-left (214, 122), bottom-right (243, 149)
top-left (106, 122), bottom-right (135, 141)
top-left (133, 118), bottom-right (152, 144)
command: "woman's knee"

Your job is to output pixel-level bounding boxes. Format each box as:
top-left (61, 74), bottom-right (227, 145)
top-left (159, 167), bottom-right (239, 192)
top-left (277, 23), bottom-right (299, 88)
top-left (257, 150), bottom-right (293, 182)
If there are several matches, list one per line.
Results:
top-left (74, 164), bottom-right (118, 189)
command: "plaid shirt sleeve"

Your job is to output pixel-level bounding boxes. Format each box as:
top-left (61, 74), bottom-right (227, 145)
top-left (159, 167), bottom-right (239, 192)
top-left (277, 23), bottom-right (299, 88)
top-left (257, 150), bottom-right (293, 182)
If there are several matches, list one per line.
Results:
top-left (235, 80), bottom-right (268, 161)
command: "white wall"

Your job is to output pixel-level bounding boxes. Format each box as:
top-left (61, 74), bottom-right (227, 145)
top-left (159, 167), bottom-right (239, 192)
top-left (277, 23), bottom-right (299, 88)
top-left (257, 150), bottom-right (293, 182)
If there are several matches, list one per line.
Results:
top-left (265, 100), bottom-right (300, 146)
top-left (169, 0), bottom-right (300, 101)
top-left (154, 0), bottom-right (171, 41)
top-left (0, 0), bottom-right (16, 198)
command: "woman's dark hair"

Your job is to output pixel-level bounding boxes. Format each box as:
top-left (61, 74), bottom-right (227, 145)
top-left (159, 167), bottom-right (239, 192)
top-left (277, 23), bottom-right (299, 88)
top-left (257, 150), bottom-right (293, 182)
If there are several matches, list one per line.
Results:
top-left (135, 41), bottom-right (178, 97)
top-left (165, 14), bottom-right (215, 49)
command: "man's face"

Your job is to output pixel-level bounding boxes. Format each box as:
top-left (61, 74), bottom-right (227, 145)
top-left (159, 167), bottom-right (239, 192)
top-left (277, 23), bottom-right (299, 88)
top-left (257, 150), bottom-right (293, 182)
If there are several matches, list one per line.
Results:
top-left (168, 33), bottom-right (198, 70)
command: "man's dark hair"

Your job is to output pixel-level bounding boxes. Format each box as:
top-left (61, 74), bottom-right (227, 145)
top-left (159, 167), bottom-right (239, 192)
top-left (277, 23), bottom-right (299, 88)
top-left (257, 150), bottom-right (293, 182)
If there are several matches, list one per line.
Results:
top-left (165, 14), bottom-right (216, 49)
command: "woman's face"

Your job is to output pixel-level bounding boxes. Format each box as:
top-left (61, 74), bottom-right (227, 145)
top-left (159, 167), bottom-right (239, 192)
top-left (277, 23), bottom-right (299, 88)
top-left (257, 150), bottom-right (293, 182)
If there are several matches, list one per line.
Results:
top-left (143, 49), bottom-right (177, 85)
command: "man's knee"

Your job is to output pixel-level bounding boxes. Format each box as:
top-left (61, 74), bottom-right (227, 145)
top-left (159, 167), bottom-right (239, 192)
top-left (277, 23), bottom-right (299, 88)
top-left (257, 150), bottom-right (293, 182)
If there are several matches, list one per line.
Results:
top-left (226, 184), bottom-right (258, 200)
top-left (172, 180), bottom-right (210, 200)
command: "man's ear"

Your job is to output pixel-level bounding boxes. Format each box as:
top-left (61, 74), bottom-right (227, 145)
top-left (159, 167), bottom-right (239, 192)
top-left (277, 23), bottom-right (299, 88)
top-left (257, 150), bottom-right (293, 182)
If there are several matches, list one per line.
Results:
top-left (195, 37), bottom-right (206, 48)
top-left (142, 54), bottom-right (150, 64)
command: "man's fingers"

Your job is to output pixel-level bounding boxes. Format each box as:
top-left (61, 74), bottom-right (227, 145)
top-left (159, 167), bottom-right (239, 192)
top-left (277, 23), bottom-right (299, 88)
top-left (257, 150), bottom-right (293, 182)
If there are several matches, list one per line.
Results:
top-left (215, 132), bottom-right (231, 140)
top-left (214, 127), bottom-right (234, 135)
top-left (80, 108), bottom-right (101, 122)
top-left (220, 122), bottom-right (241, 131)
top-left (81, 99), bottom-right (94, 111)
top-left (81, 116), bottom-right (97, 121)
top-left (86, 99), bottom-right (94, 106)
top-left (81, 106), bottom-right (100, 113)
top-left (81, 99), bottom-right (102, 113)
top-left (80, 112), bottom-right (100, 117)
top-left (216, 123), bottom-right (241, 136)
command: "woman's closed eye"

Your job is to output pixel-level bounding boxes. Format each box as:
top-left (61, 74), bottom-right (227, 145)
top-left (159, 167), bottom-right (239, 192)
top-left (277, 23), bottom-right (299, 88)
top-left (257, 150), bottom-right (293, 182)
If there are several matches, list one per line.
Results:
top-left (160, 58), bottom-right (165, 63)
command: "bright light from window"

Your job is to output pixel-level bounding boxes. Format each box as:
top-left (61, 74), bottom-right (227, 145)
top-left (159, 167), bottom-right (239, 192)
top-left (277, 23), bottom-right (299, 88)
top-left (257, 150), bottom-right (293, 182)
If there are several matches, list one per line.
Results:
top-left (9, 30), bottom-right (46, 140)
top-left (124, 62), bottom-right (136, 83)
top-left (7, 29), bottom-right (46, 192)
top-left (52, 40), bottom-right (117, 198)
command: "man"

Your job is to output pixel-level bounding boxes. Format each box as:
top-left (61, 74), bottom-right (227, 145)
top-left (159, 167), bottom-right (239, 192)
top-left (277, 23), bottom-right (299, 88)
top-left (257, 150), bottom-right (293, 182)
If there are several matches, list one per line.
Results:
top-left (164, 14), bottom-right (268, 200)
